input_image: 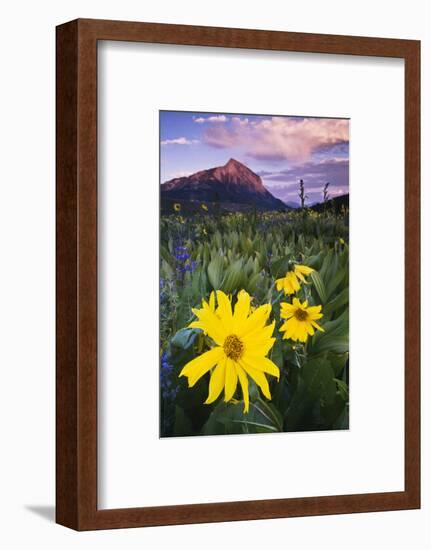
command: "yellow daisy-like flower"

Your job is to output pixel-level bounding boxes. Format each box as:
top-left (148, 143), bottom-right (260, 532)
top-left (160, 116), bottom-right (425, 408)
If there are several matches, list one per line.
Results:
top-left (173, 203), bottom-right (181, 212)
top-left (180, 290), bottom-right (280, 413)
top-left (201, 203), bottom-right (208, 211)
top-left (189, 291), bottom-right (217, 333)
top-left (276, 264), bottom-right (314, 295)
top-left (279, 298), bottom-right (324, 343)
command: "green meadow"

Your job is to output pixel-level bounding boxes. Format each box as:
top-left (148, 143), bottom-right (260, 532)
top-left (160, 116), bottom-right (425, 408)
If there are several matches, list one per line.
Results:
top-left (160, 207), bottom-right (349, 437)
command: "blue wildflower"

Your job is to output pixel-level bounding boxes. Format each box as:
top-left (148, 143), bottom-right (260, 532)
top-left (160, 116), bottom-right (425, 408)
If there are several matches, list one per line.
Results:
top-left (160, 352), bottom-right (179, 401)
top-left (174, 245), bottom-right (190, 263)
top-left (173, 243), bottom-right (197, 275)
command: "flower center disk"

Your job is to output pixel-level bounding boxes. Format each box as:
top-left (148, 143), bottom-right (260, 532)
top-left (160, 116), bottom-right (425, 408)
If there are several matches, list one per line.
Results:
top-left (294, 308), bottom-right (309, 321)
top-left (223, 334), bottom-right (244, 361)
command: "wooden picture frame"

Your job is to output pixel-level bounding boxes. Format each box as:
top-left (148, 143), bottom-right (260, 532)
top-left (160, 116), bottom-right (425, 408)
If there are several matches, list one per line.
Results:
top-left (56, 18), bottom-right (420, 530)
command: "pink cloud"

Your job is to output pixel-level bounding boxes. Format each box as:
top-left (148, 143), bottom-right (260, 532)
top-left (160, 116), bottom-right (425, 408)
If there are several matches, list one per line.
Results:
top-left (203, 116), bottom-right (349, 163)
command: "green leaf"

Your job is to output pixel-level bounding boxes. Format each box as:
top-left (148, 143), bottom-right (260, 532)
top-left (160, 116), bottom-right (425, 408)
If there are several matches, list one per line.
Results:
top-left (207, 255), bottom-right (224, 290)
top-left (319, 249), bottom-right (333, 285)
top-left (245, 272), bottom-right (262, 294)
top-left (334, 378), bottom-right (349, 401)
top-left (161, 259), bottom-right (174, 280)
top-left (222, 259), bottom-right (244, 293)
top-left (302, 358), bottom-right (337, 404)
top-left (310, 270), bottom-right (327, 303)
top-left (324, 287), bottom-right (349, 316)
top-left (313, 336), bottom-right (349, 354)
top-left (227, 419), bottom-right (279, 432)
top-left (283, 358), bottom-right (337, 430)
top-left (328, 352), bottom-right (349, 377)
top-left (304, 251), bottom-right (324, 270)
top-left (269, 335), bottom-right (284, 369)
top-left (255, 398), bottom-right (284, 431)
top-left (309, 314), bottom-right (348, 355)
top-left (203, 397), bottom-right (282, 435)
top-left (160, 245), bottom-right (173, 266)
top-left (325, 265), bottom-right (347, 299)
top-left (270, 255), bottom-right (292, 279)
top-left (170, 328), bottom-right (197, 350)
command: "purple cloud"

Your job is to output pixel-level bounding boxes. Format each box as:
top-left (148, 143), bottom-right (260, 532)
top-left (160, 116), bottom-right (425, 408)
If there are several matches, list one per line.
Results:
top-left (261, 158), bottom-right (349, 204)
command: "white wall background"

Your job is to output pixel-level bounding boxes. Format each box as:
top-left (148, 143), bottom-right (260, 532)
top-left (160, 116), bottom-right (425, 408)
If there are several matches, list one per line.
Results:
top-left (0, 0), bottom-right (428, 548)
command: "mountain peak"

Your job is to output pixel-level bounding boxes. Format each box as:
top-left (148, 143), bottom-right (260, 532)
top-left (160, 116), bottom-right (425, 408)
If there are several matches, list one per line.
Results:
top-left (161, 158), bottom-right (287, 211)
top-left (225, 158), bottom-right (242, 167)
top-left (223, 158), bottom-right (249, 173)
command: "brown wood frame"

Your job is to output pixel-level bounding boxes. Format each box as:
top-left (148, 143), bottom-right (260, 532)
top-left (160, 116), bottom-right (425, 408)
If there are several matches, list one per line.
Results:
top-left (56, 18), bottom-right (420, 531)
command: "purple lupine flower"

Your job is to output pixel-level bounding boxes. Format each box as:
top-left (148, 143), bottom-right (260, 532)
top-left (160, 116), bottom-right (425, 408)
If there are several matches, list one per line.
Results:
top-left (160, 352), bottom-right (179, 401)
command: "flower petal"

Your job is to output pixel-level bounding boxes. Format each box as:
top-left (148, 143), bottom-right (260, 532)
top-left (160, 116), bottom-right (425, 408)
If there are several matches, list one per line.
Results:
top-left (216, 290), bottom-right (234, 332)
top-left (240, 360), bottom-right (272, 400)
top-left (180, 347), bottom-right (223, 386)
top-left (245, 336), bottom-right (275, 357)
top-left (233, 290), bottom-right (251, 329)
top-left (311, 320), bottom-right (325, 332)
top-left (224, 358), bottom-right (238, 402)
top-left (280, 302), bottom-right (295, 319)
top-left (235, 364), bottom-right (249, 413)
top-left (205, 359), bottom-right (226, 404)
top-left (242, 354), bottom-right (280, 380)
top-left (242, 320), bottom-right (275, 346)
top-left (238, 303), bottom-right (271, 337)
top-left (295, 264), bottom-right (314, 276)
top-left (189, 308), bottom-right (226, 345)
top-left (209, 291), bottom-right (216, 312)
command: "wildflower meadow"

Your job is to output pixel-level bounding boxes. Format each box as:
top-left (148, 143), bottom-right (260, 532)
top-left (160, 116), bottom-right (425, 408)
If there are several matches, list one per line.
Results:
top-left (160, 207), bottom-right (349, 437)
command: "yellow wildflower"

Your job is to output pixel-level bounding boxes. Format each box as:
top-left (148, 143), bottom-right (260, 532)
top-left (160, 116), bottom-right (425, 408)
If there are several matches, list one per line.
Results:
top-left (173, 203), bottom-right (181, 212)
top-left (180, 290), bottom-right (279, 412)
top-left (276, 264), bottom-right (314, 295)
top-left (279, 298), bottom-right (324, 343)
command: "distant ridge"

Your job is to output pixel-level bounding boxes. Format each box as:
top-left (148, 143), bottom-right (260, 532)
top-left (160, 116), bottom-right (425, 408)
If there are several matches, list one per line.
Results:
top-left (161, 158), bottom-right (287, 212)
top-left (311, 193), bottom-right (349, 213)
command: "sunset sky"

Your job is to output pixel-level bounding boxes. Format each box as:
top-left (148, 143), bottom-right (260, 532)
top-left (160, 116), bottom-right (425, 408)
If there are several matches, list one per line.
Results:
top-left (160, 111), bottom-right (349, 205)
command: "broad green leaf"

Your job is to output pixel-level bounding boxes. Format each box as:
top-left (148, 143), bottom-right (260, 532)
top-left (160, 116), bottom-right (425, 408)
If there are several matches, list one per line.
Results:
top-left (325, 266), bottom-right (347, 299)
top-left (222, 259), bottom-right (244, 293)
top-left (313, 336), bottom-right (349, 354)
top-left (324, 287), bottom-right (349, 316)
top-left (207, 255), bottom-right (224, 290)
top-left (310, 270), bottom-right (327, 303)
top-left (170, 328), bottom-right (197, 350)
top-left (301, 358), bottom-right (337, 404)
top-left (270, 255), bottom-right (292, 279)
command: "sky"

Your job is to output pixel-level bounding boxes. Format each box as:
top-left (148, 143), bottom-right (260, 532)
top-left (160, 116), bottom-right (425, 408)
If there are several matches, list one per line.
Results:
top-left (160, 111), bottom-right (349, 205)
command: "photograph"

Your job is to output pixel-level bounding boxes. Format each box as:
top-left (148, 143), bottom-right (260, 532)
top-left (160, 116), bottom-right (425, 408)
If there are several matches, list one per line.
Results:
top-left (0, 3), bottom-right (422, 542)
top-left (159, 110), bottom-right (350, 437)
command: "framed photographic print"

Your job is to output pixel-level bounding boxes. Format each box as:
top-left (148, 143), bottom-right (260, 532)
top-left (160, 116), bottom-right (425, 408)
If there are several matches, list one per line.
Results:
top-left (56, 19), bottom-right (420, 530)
